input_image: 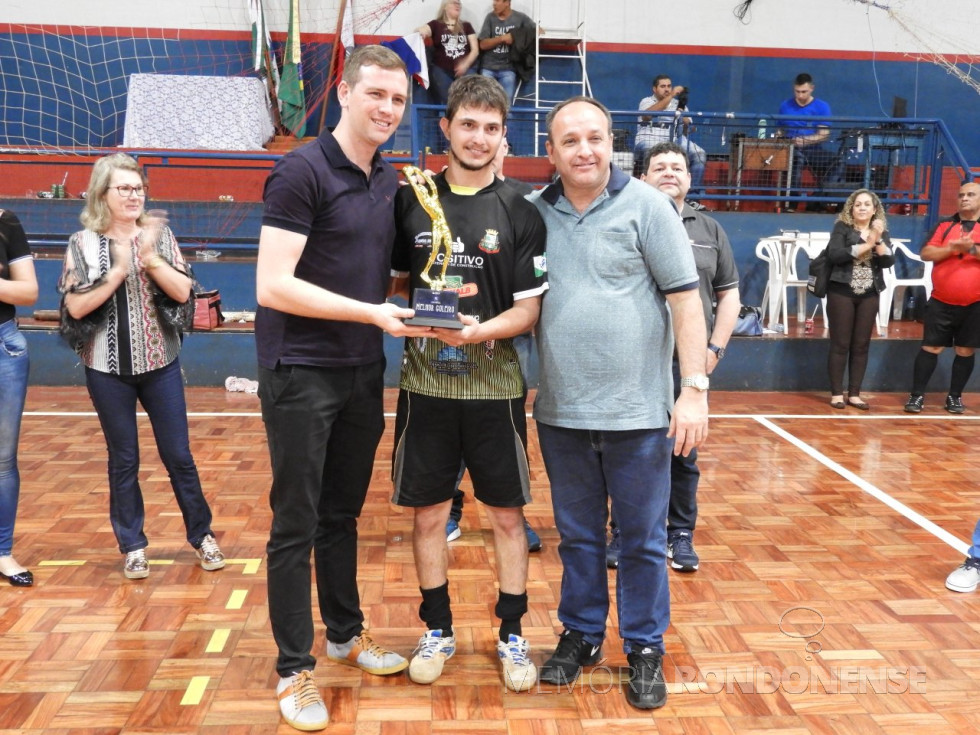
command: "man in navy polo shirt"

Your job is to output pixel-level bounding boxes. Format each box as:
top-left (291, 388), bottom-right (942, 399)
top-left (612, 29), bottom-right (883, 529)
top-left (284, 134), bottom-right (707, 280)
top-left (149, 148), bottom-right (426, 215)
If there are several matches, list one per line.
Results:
top-left (255, 45), bottom-right (433, 732)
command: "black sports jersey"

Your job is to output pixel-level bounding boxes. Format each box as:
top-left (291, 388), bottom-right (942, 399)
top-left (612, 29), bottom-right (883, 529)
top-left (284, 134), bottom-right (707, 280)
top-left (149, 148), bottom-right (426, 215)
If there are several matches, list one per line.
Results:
top-left (393, 173), bottom-right (547, 399)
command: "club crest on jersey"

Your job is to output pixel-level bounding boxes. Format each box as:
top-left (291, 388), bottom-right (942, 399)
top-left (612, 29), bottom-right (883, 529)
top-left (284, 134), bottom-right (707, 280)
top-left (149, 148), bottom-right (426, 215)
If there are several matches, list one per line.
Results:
top-left (478, 229), bottom-right (500, 254)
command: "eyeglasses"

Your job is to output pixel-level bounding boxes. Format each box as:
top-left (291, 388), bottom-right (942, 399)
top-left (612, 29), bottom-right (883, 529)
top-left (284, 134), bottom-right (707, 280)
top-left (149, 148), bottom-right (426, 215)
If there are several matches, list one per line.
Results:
top-left (110, 184), bottom-right (148, 198)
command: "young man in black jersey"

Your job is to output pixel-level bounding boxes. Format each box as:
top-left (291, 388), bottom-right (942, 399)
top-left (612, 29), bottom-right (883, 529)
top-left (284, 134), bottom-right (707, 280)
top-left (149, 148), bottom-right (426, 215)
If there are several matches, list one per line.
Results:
top-left (389, 74), bottom-right (548, 692)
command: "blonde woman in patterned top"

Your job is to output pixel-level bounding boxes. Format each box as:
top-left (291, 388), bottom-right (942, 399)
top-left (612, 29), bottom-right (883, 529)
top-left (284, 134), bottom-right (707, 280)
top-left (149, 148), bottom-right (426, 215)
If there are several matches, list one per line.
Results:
top-left (58, 153), bottom-right (224, 580)
top-left (825, 188), bottom-right (895, 410)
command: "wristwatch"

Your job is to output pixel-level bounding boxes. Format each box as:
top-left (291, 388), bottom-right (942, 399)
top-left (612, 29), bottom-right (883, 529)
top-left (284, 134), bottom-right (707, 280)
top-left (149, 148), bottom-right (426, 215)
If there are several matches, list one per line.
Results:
top-left (680, 374), bottom-right (710, 391)
top-left (708, 343), bottom-right (726, 360)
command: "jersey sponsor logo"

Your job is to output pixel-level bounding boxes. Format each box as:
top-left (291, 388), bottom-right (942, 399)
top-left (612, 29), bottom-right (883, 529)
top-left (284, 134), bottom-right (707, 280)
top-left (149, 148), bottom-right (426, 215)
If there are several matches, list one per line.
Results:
top-left (455, 282), bottom-right (479, 298)
top-left (432, 345), bottom-right (477, 376)
top-left (478, 229), bottom-right (500, 254)
top-left (435, 252), bottom-right (485, 269)
top-left (442, 276), bottom-right (480, 298)
top-left (534, 254), bottom-right (547, 277)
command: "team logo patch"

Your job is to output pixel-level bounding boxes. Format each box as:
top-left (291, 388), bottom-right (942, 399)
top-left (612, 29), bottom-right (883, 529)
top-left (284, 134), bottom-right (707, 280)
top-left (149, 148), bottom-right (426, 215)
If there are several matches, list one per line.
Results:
top-left (478, 229), bottom-right (500, 254)
top-left (432, 345), bottom-right (477, 376)
top-left (533, 254), bottom-right (547, 276)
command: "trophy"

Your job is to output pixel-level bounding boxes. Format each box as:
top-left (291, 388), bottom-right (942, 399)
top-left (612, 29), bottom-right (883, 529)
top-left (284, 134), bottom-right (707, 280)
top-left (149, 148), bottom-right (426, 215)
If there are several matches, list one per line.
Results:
top-left (402, 166), bottom-right (464, 329)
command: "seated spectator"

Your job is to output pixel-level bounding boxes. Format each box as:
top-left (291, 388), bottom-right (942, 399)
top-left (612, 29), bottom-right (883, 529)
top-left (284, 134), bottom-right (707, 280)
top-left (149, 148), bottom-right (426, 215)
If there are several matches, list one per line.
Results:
top-left (416, 0), bottom-right (478, 106)
top-left (633, 75), bottom-right (706, 201)
top-left (776, 72), bottom-right (843, 212)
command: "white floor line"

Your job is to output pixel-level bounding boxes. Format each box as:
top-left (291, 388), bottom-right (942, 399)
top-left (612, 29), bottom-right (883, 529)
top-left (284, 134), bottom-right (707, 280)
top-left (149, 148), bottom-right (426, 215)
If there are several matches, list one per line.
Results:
top-left (21, 408), bottom-right (972, 555)
top-left (755, 416), bottom-right (970, 555)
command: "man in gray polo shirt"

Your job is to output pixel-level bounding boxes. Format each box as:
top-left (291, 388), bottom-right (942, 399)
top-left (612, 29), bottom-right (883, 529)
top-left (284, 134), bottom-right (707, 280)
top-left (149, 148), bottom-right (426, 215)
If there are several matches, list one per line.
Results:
top-left (633, 140), bottom-right (739, 573)
top-left (528, 96), bottom-right (709, 710)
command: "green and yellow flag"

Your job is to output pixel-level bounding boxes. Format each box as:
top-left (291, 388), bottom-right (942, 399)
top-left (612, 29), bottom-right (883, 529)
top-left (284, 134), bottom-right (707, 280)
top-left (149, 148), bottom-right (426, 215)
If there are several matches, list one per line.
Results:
top-left (278, 0), bottom-right (306, 137)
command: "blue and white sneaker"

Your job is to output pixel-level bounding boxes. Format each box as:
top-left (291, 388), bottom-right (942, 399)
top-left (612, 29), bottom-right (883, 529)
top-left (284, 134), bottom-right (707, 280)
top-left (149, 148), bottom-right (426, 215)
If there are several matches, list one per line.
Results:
top-left (446, 518), bottom-right (461, 542)
top-left (497, 634), bottom-right (537, 692)
top-left (408, 629), bottom-right (456, 684)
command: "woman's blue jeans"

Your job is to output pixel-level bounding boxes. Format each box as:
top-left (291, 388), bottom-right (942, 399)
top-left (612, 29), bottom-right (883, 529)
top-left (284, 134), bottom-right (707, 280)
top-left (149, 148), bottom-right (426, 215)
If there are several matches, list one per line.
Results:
top-left (536, 421), bottom-right (672, 654)
top-left (0, 319), bottom-right (30, 557)
top-left (85, 358), bottom-right (213, 553)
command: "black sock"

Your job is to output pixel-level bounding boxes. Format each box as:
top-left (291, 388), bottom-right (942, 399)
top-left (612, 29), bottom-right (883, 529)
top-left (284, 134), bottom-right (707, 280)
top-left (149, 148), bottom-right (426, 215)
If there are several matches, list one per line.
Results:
top-left (950, 353), bottom-right (975, 397)
top-left (419, 581), bottom-right (453, 636)
top-left (911, 349), bottom-right (939, 395)
top-left (495, 591), bottom-right (528, 643)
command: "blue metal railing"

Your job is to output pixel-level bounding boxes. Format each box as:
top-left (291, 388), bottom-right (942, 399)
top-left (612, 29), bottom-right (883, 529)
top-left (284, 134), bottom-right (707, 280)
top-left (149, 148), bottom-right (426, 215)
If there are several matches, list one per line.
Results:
top-left (409, 104), bottom-right (973, 230)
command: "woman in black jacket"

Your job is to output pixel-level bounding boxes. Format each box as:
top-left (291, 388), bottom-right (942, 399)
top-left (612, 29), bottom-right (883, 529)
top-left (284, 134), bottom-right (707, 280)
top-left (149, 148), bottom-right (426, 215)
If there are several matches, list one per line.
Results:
top-left (826, 188), bottom-right (895, 409)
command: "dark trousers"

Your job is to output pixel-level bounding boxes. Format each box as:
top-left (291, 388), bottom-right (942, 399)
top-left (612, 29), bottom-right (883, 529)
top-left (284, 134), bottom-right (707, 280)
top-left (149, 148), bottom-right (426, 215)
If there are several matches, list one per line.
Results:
top-left (791, 144), bottom-right (843, 197)
top-left (85, 359), bottom-right (213, 553)
top-left (826, 286), bottom-right (879, 396)
top-left (668, 357), bottom-right (700, 533)
top-left (258, 361), bottom-right (385, 676)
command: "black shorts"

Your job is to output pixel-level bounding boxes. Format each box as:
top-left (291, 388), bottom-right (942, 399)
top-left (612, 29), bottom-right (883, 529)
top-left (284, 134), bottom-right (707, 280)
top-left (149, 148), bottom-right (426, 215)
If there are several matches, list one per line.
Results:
top-left (391, 390), bottom-right (531, 509)
top-left (922, 298), bottom-right (980, 348)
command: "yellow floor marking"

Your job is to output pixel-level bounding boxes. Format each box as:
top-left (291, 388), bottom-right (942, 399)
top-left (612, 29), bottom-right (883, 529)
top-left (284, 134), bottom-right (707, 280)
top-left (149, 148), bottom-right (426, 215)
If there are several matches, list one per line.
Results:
top-left (206, 629), bottom-right (230, 653)
top-left (180, 676), bottom-right (210, 706)
top-left (225, 558), bottom-right (263, 574)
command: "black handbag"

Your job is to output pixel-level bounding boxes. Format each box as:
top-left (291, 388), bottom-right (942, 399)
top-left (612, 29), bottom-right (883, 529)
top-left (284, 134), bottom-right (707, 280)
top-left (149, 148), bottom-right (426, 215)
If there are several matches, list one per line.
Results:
top-left (807, 252), bottom-right (831, 298)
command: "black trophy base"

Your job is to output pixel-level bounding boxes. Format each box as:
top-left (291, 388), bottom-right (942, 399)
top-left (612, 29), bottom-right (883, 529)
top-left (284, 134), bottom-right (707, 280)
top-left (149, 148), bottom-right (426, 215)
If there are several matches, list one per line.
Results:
top-left (404, 315), bottom-right (465, 329)
top-left (407, 287), bottom-right (464, 330)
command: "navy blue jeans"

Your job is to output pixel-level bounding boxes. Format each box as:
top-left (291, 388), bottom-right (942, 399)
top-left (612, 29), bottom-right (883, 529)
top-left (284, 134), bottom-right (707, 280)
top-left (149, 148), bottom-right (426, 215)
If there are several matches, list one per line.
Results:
top-left (85, 358), bottom-right (213, 553)
top-left (0, 320), bottom-right (29, 557)
top-left (537, 421), bottom-right (672, 654)
top-left (259, 360), bottom-right (385, 676)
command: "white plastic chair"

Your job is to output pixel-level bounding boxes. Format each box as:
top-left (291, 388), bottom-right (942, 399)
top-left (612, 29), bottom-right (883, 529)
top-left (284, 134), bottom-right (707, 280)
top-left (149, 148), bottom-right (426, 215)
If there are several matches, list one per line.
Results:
top-left (878, 239), bottom-right (932, 334)
top-left (755, 237), bottom-right (787, 330)
top-left (780, 232), bottom-right (829, 332)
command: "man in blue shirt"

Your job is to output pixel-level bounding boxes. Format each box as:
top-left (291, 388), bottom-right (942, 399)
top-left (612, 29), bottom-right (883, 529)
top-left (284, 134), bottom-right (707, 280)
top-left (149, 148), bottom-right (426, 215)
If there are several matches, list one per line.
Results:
top-left (777, 73), bottom-right (842, 212)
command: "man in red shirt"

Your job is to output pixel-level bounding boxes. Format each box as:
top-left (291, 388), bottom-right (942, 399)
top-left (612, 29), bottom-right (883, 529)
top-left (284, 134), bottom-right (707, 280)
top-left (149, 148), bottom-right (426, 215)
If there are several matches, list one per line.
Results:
top-left (905, 181), bottom-right (980, 413)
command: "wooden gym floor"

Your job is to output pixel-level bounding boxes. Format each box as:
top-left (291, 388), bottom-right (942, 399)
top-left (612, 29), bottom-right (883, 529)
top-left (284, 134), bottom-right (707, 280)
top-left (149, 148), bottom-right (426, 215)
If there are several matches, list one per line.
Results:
top-left (1, 386), bottom-right (978, 734)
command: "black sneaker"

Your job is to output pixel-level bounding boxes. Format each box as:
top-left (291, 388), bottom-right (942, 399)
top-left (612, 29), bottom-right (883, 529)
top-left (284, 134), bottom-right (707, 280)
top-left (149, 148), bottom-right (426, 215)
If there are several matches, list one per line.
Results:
top-left (904, 394), bottom-right (924, 413)
top-left (625, 648), bottom-right (667, 709)
top-left (538, 629), bottom-right (602, 685)
top-left (945, 394), bottom-right (966, 414)
top-left (667, 530), bottom-right (699, 572)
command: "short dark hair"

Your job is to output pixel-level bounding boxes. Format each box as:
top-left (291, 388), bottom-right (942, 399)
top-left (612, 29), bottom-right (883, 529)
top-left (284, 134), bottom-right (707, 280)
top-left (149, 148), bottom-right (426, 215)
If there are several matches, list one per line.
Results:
top-left (642, 141), bottom-right (690, 174)
top-left (342, 45), bottom-right (408, 87)
top-left (794, 73), bottom-right (814, 86)
top-left (545, 95), bottom-right (613, 142)
top-left (445, 74), bottom-right (509, 122)
top-left (652, 74), bottom-right (671, 87)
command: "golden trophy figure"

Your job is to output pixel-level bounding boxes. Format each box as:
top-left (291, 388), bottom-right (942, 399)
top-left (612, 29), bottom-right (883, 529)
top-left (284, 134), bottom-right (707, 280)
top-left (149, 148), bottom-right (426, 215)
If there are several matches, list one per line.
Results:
top-left (402, 165), bottom-right (463, 329)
